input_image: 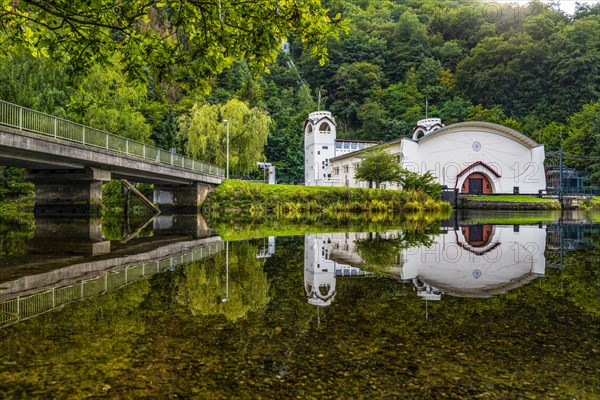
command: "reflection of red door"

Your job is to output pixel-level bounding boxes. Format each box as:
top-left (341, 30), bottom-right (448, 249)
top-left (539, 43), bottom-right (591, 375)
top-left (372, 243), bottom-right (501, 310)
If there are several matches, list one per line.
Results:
top-left (461, 173), bottom-right (493, 194)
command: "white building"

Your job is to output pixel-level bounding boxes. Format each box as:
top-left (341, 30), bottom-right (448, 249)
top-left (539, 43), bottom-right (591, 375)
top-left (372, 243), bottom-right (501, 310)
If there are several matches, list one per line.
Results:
top-left (304, 111), bottom-right (378, 186)
top-left (304, 112), bottom-right (547, 194)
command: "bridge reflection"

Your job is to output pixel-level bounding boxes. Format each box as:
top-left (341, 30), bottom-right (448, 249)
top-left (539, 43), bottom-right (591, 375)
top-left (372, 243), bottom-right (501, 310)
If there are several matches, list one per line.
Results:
top-left (0, 214), bottom-right (223, 327)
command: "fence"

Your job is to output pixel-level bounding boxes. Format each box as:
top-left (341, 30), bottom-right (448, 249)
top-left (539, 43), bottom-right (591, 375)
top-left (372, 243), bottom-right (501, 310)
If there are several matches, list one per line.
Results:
top-left (0, 100), bottom-right (225, 177)
top-left (0, 241), bottom-right (224, 327)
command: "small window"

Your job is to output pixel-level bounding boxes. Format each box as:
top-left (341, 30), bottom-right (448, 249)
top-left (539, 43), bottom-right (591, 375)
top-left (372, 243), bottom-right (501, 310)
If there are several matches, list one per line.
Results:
top-left (336, 142), bottom-right (342, 149)
top-left (343, 142), bottom-right (350, 149)
top-left (359, 143), bottom-right (365, 149)
top-left (322, 146), bottom-right (328, 149)
top-left (317, 151), bottom-right (320, 155)
top-left (351, 142), bottom-right (357, 149)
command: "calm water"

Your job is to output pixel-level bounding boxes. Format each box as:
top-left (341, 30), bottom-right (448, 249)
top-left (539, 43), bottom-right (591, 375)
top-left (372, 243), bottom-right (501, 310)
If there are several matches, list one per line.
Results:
top-left (0, 211), bottom-right (599, 399)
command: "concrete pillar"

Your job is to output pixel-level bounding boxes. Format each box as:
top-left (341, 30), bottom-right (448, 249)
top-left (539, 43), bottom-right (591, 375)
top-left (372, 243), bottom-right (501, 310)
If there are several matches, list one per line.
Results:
top-left (26, 168), bottom-right (111, 216)
top-left (153, 182), bottom-right (212, 212)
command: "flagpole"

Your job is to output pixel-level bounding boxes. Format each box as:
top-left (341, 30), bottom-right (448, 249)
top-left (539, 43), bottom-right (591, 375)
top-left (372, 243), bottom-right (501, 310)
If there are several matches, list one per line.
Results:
top-left (425, 98), bottom-right (428, 118)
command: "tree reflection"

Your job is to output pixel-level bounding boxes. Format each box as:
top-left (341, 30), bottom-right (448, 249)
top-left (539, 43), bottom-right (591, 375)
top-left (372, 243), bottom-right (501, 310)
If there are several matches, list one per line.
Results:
top-left (175, 241), bottom-right (270, 321)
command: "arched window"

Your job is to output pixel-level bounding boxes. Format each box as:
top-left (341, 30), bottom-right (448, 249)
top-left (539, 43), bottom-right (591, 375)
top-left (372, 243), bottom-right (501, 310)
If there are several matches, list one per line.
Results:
top-left (319, 122), bottom-right (331, 134)
top-left (306, 124), bottom-right (314, 135)
top-left (412, 128), bottom-right (426, 140)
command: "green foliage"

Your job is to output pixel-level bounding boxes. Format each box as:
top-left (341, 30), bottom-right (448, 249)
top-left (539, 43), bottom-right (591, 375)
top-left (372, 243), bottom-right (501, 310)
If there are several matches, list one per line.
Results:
top-left (355, 147), bottom-right (403, 188)
top-left (175, 242), bottom-right (270, 321)
top-left (210, 179), bottom-right (451, 214)
top-left (179, 99), bottom-right (271, 175)
top-left (0, 0), bottom-right (346, 86)
top-left (397, 170), bottom-right (442, 199)
top-left (69, 58), bottom-right (153, 143)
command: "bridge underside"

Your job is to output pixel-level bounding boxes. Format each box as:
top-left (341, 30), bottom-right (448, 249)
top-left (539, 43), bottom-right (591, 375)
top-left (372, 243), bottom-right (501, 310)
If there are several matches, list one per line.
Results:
top-left (1, 125), bottom-right (221, 215)
top-left (26, 168), bottom-right (213, 216)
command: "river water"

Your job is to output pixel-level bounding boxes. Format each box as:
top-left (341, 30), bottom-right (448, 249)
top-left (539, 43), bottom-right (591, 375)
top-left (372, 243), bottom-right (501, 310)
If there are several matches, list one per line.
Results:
top-left (0, 211), bottom-right (598, 398)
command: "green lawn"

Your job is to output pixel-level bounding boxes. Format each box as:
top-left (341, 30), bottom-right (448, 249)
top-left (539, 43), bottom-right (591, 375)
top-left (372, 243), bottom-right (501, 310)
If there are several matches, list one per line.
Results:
top-left (467, 195), bottom-right (556, 203)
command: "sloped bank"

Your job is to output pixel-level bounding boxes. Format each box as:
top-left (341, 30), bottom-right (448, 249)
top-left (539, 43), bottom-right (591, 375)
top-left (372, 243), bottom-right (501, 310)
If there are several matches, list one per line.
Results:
top-left (209, 180), bottom-right (451, 214)
top-left (459, 195), bottom-right (561, 210)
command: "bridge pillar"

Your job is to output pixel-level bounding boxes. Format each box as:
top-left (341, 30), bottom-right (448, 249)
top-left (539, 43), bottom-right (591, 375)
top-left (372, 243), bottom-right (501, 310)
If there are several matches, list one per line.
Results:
top-left (26, 168), bottom-right (111, 216)
top-left (153, 182), bottom-right (212, 212)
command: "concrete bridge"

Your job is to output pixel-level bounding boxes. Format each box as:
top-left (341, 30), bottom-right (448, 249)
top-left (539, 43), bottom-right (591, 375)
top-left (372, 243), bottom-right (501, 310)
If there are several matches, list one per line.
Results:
top-left (0, 100), bottom-right (224, 215)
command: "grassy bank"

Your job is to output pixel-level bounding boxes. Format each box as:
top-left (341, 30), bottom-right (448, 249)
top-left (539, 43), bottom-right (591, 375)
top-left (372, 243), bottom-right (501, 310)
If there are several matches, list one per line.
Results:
top-left (209, 180), bottom-right (451, 214)
top-left (581, 197), bottom-right (600, 211)
top-left (461, 195), bottom-right (561, 210)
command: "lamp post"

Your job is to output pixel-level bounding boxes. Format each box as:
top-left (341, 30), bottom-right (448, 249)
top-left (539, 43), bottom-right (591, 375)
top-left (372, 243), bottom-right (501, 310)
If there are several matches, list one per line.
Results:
top-left (223, 119), bottom-right (230, 179)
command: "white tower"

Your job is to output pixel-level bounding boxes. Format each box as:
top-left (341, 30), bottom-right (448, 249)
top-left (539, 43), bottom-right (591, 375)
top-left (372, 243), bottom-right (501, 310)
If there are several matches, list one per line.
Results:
top-left (304, 111), bottom-right (337, 186)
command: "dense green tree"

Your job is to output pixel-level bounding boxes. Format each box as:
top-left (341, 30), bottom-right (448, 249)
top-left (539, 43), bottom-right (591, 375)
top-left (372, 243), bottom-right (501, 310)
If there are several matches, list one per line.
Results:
top-left (331, 61), bottom-right (384, 131)
top-left (69, 58), bottom-right (153, 143)
top-left (355, 147), bottom-right (402, 188)
top-left (563, 102), bottom-right (600, 183)
top-left (0, 0), bottom-right (346, 86)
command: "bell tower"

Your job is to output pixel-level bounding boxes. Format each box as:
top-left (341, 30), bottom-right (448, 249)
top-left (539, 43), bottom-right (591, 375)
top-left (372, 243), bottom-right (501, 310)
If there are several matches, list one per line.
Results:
top-left (304, 111), bottom-right (337, 186)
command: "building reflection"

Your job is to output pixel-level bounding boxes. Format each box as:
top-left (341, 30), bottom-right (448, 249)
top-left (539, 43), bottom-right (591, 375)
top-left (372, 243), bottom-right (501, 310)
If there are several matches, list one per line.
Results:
top-left (302, 224), bottom-right (548, 305)
top-left (304, 234), bottom-right (369, 307)
top-left (401, 224), bottom-right (546, 300)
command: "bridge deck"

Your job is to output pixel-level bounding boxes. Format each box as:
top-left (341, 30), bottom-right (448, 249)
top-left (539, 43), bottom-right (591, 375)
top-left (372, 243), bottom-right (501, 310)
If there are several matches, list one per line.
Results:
top-left (0, 100), bottom-right (224, 185)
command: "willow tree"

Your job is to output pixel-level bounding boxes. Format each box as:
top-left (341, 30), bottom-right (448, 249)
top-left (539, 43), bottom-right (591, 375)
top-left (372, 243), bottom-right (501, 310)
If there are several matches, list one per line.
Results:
top-left (179, 99), bottom-right (271, 175)
top-left (0, 0), bottom-right (346, 86)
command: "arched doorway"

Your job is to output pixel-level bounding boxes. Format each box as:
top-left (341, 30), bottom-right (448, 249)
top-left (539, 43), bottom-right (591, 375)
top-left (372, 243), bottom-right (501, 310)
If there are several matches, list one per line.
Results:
top-left (461, 172), bottom-right (493, 194)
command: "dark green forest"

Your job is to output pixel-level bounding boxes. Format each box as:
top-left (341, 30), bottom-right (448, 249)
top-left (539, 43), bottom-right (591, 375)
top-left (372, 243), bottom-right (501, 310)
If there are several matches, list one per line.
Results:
top-left (1, 0), bottom-right (600, 195)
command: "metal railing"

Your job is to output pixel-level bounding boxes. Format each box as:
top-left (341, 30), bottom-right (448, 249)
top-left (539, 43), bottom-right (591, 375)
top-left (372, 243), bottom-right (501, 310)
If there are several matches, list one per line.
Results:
top-left (0, 241), bottom-right (224, 327)
top-left (0, 100), bottom-right (225, 177)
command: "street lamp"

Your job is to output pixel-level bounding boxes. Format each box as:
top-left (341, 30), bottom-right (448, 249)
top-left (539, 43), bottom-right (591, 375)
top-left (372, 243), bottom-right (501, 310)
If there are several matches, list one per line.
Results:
top-left (223, 119), bottom-right (230, 179)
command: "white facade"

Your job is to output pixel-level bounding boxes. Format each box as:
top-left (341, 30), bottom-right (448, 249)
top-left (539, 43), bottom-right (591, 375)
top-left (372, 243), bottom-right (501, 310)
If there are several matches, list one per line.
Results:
top-left (304, 111), bottom-right (377, 186)
top-left (305, 112), bottom-right (547, 194)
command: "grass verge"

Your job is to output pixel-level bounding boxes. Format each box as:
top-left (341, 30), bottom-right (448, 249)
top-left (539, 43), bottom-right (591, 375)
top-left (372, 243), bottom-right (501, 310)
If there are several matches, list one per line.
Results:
top-left (209, 180), bottom-right (451, 215)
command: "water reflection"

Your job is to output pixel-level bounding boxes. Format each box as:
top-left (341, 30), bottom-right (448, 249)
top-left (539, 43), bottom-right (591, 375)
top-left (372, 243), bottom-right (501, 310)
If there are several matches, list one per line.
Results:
top-left (0, 213), bottom-right (221, 327)
top-left (302, 224), bottom-right (548, 305)
top-left (401, 224), bottom-right (546, 300)
top-left (1, 213), bottom-right (599, 398)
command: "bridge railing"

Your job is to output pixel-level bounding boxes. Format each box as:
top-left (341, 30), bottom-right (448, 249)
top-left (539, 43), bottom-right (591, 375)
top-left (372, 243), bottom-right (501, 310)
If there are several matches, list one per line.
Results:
top-left (0, 100), bottom-right (225, 177)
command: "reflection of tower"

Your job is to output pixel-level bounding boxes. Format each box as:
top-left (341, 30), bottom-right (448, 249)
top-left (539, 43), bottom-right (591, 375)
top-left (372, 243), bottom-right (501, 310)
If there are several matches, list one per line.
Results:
top-left (257, 236), bottom-right (276, 259)
top-left (304, 234), bottom-right (337, 306)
